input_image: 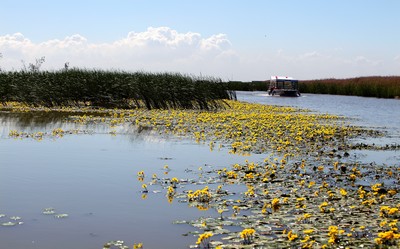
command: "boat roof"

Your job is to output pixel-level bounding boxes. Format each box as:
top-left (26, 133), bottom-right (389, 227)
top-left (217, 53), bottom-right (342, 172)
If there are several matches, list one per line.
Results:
top-left (270, 76), bottom-right (295, 80)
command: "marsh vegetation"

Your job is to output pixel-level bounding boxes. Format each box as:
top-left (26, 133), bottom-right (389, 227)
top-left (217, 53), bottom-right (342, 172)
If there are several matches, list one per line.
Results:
top-left (0, 69), bottom-right (235, 110)
top-left (1, 96), bottom-right (399, 248)
top-left (226, 76), bottom-right (400, 99)
top-left (299, 76), bottom-right (400, 99)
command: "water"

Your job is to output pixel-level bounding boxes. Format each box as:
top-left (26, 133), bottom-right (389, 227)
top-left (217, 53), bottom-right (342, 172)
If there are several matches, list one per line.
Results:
top-left (1, 93), bottom-right (399, 248)
top-left (0, 113), bottom-right (266, 249)
top-left (237, 91), bottom-right (400, 133)
top-left (237, 91), bottom-right (400, 165)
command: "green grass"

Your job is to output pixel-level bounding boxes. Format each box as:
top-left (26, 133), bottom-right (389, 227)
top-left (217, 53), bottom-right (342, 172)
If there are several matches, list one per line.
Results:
top-left (0, 69), bottom-right (236, 109)
top-left (299, 76), bottom-right (400, 98)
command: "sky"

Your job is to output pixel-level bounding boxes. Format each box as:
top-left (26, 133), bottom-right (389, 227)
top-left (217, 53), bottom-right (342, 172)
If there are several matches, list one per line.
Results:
top-left (1, 0), bottom-right (399, 81)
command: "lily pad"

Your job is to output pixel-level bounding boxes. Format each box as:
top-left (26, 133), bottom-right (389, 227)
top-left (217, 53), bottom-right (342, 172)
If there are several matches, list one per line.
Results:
top-left (9, 216), bottom-right (22, 221)
top-left (2, 221), bottom-right (17, 226)
top-left (43, 208), bottom-right (56, 215)
top-left (54, 214), bottom-right (69, 219)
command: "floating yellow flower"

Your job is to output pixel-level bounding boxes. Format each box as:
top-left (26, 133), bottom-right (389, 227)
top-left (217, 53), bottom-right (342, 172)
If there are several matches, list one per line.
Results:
top-left (240, 228), bottom-right (255, 244)
top-left (271, 198), bottom-right (280, 212)
top-left (303, 229), bottom-right (314, 234)
top-left (133, 242), bottom-right (143, 249)
top-left (196, 232), bottom-right (213, 247)
top-left (287, 230), bottom-right (298, 241)
top-left (141, 184), bottom-right (148, 193)
top-left (319, 202), bottom-right (329, 213)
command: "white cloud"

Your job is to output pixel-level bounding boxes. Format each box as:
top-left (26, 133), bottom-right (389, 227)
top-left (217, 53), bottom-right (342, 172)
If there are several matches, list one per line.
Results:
top-left (0, 27), bottom-right (398, 80)
top-left (0, 27), bottom-right (236, 75)
top-left (354, 56), bottom-right (381, 66)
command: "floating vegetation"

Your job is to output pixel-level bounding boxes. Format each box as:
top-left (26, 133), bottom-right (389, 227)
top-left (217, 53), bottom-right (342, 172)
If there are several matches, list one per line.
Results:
top-left (42, 207), bottom-right (56, 215)
top-left (0, 214), bottom-right (23, 227)
top-left (103, 240), bottom-right (129, 249)
top-left (102, 240), bottom-right (143, 249)
top-left (42, 207), bottom-right (68, 219)
top-left (136, 149), bottom-right (399, 247)
top-left (2, 99), bottom-right (399, 248)
top-left (54, 214), bottom-right (69, 219)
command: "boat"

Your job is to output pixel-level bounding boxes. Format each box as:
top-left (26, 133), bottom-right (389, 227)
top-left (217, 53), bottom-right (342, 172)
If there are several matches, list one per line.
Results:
top-left (268, 76), bottom-right (301, 97)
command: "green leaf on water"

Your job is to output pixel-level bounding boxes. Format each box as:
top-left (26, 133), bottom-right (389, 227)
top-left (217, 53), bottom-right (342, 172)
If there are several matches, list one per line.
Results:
top-left (9, 216), bottom-right (22, 221)
top-left (2, 221), bottom-right (17, 226)
top-left (43, 207), bottom-right (56, 215)
top-left (54, 214), bottom-right (69, 219)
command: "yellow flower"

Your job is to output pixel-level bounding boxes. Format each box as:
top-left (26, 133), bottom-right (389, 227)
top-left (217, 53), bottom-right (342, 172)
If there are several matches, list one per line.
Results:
top-left (196, 232), bottom-right (213, 245)
top-left (371, 183), bottom-right (382, 192)
top-left (319, 202), bottom-right (328, 213)
top-left (133, 242), bottom-right (143, 249)
top-left (240, 228), bottom-right (256, 244)
top-left (271, 198), bottom-right (280, 211)
top-left (287, 230), bottom-right (298, 241)
top-left (300, 235), bottom-right (310, 243)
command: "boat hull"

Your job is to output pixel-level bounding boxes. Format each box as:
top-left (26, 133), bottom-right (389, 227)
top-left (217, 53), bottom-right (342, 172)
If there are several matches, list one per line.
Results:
top-left (270, 89), bottom-right (301, 97)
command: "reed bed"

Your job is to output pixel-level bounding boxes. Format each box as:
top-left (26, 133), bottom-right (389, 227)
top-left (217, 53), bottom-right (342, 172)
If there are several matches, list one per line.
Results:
top-left (299, 76), bottom-right (400, 98)
top-left (0, 69), bottom-right (235, 109)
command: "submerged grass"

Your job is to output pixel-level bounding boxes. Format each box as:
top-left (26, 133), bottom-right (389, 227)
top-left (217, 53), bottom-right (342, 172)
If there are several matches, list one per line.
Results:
top-left (0, 69), bottom-right (235, 110)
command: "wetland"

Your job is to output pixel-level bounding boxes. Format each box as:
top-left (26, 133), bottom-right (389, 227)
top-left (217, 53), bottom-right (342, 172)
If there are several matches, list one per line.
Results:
top-left (1, 92), bottom-right (399, 249)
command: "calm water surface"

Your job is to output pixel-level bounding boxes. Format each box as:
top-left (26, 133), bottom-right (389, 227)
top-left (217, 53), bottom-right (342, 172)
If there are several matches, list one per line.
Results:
top-left (238, 91), bottom-right (400, 165)
top-left (0, 113), bottom-right (265, 249)
top-left (1, 92), bottom-right (399, 248)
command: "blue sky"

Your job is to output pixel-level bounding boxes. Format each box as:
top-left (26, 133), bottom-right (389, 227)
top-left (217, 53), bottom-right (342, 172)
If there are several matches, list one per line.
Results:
top-left (1, 0), bottom-right (399, 80)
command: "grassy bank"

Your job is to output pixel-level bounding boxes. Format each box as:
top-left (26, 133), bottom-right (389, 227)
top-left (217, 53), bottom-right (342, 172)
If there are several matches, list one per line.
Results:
top-left (0, 69), bottom-right (235, 109)
top-left (299, 76), bottom-right (400, 98)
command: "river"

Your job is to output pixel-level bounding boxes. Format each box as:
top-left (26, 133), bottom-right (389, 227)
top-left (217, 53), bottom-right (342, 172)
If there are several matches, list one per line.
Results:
top-left (0, 92), bottom-right (399, 249)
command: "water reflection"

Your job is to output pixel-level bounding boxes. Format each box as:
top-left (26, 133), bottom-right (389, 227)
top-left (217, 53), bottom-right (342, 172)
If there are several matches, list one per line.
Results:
top-left (0, 110), bottom-right (165, 143)
top-left (0, 109), bottom-right (269, 249)
top-left (1, 94), bottom-right (399, 248)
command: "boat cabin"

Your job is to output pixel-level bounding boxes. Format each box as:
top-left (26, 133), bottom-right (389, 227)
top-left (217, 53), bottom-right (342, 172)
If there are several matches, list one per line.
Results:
top-left (268, 76), bottom-right (300, 97)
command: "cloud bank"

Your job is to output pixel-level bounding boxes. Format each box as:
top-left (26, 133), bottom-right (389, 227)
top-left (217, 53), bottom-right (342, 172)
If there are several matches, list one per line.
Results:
top-left (0, 27), bottom-right (398, 80)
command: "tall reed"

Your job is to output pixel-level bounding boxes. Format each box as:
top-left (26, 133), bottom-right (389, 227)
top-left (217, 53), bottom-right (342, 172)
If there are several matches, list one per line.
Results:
top-left (0, 69), bottom-right (235, 109)
top-left (299, 76), bottom-right (400, 98)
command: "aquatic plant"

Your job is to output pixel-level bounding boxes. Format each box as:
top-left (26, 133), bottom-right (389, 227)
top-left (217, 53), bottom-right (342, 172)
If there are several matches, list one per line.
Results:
top-left (3, 96), bottom-right (399, 248)
top-left (240, 228), bottom-right (255, 244)
top-left (299, 76), bottom-right (400, 98)
top-left (196, 232), bottom-right (213, 248)
top-left (0, 69), bottom-right (234, 109)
